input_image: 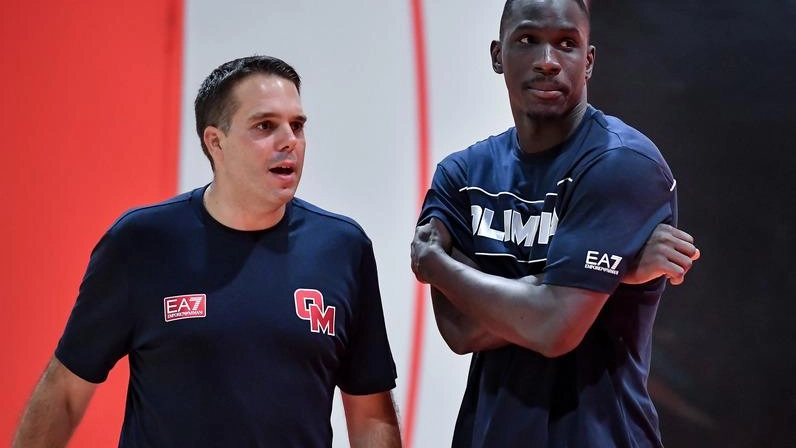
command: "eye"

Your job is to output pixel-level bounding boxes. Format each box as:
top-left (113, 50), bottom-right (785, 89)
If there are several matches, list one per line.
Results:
top-left (255, 121), bottom-right (275, 131)
top-left (291, 121), bottom-right (305, 132)
top-left (518, 35), bottom-right (536, 45)
top-left (560, 38), bottom-right (578, 49)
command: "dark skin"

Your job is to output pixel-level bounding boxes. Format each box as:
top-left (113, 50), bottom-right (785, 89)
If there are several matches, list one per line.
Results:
top-left (412, 0), bottom-right (700, 356)
top-left (492, 0), bottom-right (594, 153)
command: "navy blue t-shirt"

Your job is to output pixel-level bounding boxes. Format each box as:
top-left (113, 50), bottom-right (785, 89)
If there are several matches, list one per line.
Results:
top-left (419, 106), bottom-right (676, 447)
top-left (56, 186), bottom-right (397, 447)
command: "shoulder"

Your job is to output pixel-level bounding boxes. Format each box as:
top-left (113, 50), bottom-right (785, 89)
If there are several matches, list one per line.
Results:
top-left (588, 108), bottom-right (668, 169)
top-left (107, 189), bottom-right (198, 238)
top-left (438, 127), bottom-right (516, 169)
top-left (291, 197), bottom-right (372, 245)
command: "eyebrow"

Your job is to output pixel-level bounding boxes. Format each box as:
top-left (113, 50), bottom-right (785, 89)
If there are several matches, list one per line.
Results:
top-left (513, 21), bottom-right (582, 36)
top-left (247, 111), bottom-right (307, 123)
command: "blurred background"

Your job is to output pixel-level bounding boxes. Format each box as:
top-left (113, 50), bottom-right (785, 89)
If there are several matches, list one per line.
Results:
top-left (1, 1), bottom-right (793, 447)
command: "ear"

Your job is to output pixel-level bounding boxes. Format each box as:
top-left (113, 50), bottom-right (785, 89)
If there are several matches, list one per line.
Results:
top-left (585, 45), bottom-right (596, 81)
top-left (490, 40), bottom-right (504, 74)
top-left (203, 126), bottom-right (225, 164)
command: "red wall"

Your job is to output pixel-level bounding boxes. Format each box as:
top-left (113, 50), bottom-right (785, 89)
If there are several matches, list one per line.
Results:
top-left (0, 1), bottom-right (183, 445)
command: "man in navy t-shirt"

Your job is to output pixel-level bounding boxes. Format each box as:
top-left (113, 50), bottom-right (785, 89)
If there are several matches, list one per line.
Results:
top-left (14, 56), bottom-right (400, 447)
top-left (411, 1), bottom-right (700, 447)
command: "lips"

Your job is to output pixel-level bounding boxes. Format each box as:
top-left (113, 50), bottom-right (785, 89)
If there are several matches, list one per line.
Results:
top-left (523, 80), bottom-right (567, 99)
top-left (269, 165), bottom-right (294, 175)
top-left (269, 158), bottom-right (297, 176)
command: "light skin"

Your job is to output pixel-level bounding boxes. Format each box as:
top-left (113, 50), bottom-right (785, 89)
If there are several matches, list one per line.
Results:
top-left (412, 0), bottom-right (700, 357)
top-left (14, 73), bottom-right (401, 448)
top-left (202, 73), bottom-right (307, 231)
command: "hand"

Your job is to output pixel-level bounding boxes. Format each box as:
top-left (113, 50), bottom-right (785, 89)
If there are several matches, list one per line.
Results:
top-left (411, 218), bottom-right (452, 283)
top-left (624, 223), bottom-right (701, 285)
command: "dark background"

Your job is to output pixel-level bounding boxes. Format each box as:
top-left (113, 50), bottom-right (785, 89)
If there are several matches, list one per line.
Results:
top-left (590, 1), bottom-right (796, 446)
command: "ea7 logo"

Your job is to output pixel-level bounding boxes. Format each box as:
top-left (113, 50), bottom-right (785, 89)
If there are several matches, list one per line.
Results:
top-left (164, 294), bottom-right (206, 322)
top-left (584, 251), bottom-right (622, 276)
top-left (294, 289), bottom-right (336, 336)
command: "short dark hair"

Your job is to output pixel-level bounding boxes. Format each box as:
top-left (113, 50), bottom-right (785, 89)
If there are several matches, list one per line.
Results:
top-left (499, 0), bottom-right (590, 39)
top-left (194, 55), bottom-right (301, 169)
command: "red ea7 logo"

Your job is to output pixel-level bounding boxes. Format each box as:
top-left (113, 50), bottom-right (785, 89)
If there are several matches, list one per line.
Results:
top-left (164, 294), bottom-right (206, 322)
top-left (294, 289), bottom-right (336, 336)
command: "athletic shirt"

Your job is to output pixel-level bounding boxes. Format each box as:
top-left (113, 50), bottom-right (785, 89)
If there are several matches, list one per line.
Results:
top-left (55, 186), bottom-right (397, 447)
top-left (419, 106), bottom-right (676, 447)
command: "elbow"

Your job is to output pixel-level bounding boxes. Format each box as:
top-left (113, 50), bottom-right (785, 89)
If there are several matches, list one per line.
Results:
top-left (441, 333), bottom-right (476, 355)
top-left (537, 336), bottom-right (580, 358)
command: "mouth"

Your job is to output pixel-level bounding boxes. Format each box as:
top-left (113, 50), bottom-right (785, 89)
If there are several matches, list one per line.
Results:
top-left (269, 165), bottom-right (295, 176)
top-left (523, 80), bottom-right (566, 100)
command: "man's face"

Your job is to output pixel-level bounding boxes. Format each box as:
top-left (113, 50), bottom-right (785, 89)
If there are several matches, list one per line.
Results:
top-left (493, 0), bottom-right (594, 120)
top-left (214, 73), bottom-right (307, 211)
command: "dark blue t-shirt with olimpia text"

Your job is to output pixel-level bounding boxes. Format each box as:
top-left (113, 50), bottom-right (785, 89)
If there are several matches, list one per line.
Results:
top-left (56, 186), bottom-right (397, 447)
top-left (419, 106), bottom-right (677, 448)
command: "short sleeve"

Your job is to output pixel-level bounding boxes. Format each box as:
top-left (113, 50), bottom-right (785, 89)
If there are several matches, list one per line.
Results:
top-left (418, 159), bottom-right (474, 255)
top-left (55, 231), bottom-right (134, 383)
top-left (543, 148), bottom-right (676, 293)
top-left (336, 241), bottom-right (397, 395)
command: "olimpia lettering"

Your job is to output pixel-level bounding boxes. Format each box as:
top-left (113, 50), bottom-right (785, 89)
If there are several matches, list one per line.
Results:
top-left (470, 205), bottom-right (559, 247)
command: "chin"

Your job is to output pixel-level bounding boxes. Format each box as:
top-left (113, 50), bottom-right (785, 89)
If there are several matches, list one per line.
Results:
top-left (525, 109), bottom-right (568, 121)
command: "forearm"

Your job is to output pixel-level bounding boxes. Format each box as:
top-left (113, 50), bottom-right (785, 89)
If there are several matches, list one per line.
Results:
top-left (14, 393), bottom-right (78, 448)
top-left (13, 357), bottom-right (96, 448)
top-left (342, 391), bottom-right (401, 448)
top-left (421, 250), bottom-right (604, 357)
top-left (347, 420), bottom-right (401, 448)
top-left (431, 286), bottom-right (509, 354)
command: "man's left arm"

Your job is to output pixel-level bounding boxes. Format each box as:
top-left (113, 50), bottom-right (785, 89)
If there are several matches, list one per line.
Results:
top-left (341, 391), bottom-right (401, 448)
top-left (338, 240), bottom-right (400, 446)
top-left (413, 149), bottom-right (684, 356)
top-left (623, 223), bottom-right (701, 285)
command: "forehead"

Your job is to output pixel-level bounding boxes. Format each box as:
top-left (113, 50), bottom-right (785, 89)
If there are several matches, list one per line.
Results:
top-left (504, 0), bottom-right (588, 34)
top-left (230, 73), bottom-right (303, 116)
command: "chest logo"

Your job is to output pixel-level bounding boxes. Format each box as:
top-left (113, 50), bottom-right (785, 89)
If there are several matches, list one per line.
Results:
top-left (294, 289), bottom-right (336, 336)
top-left (164, 294), bottom-right (207, 322)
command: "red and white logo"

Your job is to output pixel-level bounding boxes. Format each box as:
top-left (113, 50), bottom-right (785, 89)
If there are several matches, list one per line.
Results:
top-left (164, 294), bottom-right (206, 322)
top-left (294, 289), bottom-right (336, 336)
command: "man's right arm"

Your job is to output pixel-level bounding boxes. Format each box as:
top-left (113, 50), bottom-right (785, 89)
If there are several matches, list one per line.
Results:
top-left (13, 356), bottom-right (97, 448)
top-left (424, 222), bottom-right (700, 355)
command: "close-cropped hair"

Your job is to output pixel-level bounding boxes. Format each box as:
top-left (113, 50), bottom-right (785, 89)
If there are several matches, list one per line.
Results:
top-left (194, 55), bottom-right (301, 168)
top-left (499, 0), bottom-right (591, 38)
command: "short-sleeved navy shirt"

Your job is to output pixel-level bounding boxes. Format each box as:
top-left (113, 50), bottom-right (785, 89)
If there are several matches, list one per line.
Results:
top-left (56, 186), bottom-right (397, 447)
top-left (419, 106), bottom-right (676, 447)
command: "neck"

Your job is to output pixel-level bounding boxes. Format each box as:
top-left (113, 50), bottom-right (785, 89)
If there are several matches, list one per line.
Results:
top-left (203, 181), bottom-right (286, 231)
top-left (514, 102), bottom-right (588, 154)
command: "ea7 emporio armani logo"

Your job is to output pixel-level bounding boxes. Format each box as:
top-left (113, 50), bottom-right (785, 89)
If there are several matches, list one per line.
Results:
top-left (294, 289), bottom-right (336, 336)
top-left (164, 294), bottom-right (206, 322)
top-left (584, 251), bottom-right (622, 276)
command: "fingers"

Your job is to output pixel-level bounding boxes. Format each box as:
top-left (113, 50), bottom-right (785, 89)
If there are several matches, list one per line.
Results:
top-left (655, 223), bottom-right (694, 244)
top-left (654, 224), bottom-right (700, 260)
top-left (667, 273), bottom-right (685, 285)
top-left (428, 218), bottom-right (453, 252)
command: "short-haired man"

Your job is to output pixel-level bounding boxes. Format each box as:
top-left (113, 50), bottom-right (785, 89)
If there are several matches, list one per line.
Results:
top-left (14, 55), bottom-right (401, 448)
top-left (411, 1), bottom-right (699, 446)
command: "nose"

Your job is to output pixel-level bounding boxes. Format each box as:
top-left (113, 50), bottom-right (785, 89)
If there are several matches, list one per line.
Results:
top-left (278, 123), bottom-right (299, 152)
top-left (533, 44), bottom-right (561, 76)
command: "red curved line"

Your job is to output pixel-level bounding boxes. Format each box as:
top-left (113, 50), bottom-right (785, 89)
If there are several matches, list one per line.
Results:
top-left (403, 0), bottom-right (430, 446)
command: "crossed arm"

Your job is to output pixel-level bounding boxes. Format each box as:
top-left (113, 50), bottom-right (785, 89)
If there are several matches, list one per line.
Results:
top-left (412, 219), bottom-right (700, 356)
